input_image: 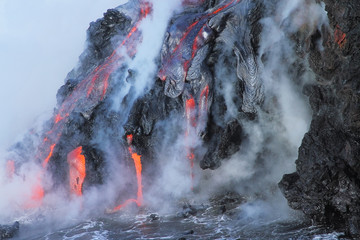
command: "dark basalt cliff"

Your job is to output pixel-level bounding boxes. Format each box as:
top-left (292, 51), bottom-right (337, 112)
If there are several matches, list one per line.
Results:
top-left (279, 0), bottom-right (360, 237)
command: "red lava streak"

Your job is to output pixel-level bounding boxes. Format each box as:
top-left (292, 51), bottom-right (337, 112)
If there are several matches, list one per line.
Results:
top-left (160, 1), bottom-right (240, 190)
top-left (42, 144), bottom-right (56, 168)
top-left (112, 135), bottom-right (143, 212)
top-left (334, 24), bottom-right (347, 49)
top-left (186, 97), bottom-right (196, 128)
top-left (159, 0), bottom-right (240, 82)
top-left (26, 3), bottom-right (152, 208)
top-left (185, 96), bottom-right (196, 189)
top-left (67, 147), bottom-right (86, 196)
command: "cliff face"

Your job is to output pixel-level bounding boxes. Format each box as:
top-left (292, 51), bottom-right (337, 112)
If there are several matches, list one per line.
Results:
top-left (7, 0), bottom-right (360, 236)
top-left (279, 0), bottom-right (360, 236)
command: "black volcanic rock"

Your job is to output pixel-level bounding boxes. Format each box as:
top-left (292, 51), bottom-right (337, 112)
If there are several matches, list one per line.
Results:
top-left (279, 0), bottom-right (360, 236)
top-left (0, 222), bottom-right (19, 239)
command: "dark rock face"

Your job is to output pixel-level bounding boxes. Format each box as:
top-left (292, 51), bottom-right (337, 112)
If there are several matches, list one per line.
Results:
top-left (279, 0), bottom-right (360, 236)
top-left (0, 222), bottom-right (19, 239)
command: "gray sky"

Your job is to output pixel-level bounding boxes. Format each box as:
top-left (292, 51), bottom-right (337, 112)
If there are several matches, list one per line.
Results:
top-left (0, 0), bottom-right (126, 150)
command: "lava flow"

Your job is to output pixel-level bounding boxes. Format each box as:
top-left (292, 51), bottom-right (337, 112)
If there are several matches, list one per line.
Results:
top-left (25, 1), bottom-right (152, 208)
top-left (158, 0), bottom-right (240, 89)
top-left (159, 1), bottom-right (238, 188)
top-left (111, 134), bottom-right (143, 212)
top-left (334, 24), bottom-right (347, 49)
top-left (185, 96), bottom-right (196, 189)
top-left (67, 146), bottom-right (86, 197)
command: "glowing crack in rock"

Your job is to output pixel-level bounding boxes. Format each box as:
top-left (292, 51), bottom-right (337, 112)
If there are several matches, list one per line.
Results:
top-left (334, 24), bottom-right (347, 49)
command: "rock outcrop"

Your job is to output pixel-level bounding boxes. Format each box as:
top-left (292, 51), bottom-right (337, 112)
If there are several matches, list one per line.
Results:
top-left (279, 0), bottom-right (360, 236)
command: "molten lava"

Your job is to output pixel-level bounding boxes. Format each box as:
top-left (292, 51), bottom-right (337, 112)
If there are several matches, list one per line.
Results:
top-left (186, 96), bottom-right (197, 130)
top-left (159, 0), bottom-right (240, 85)
top-left (25, 2), bottom-right (152, 208)
top-left (159, 1), bottom-right (240, 188)
top-left (67, 147), bottom-right (86, 196)
top-left (42, 144), bottom-right (56, 168)
top-left (185, 96), bottom-right (196, 189)
top-left (111, 134), bottom-right (143, 212)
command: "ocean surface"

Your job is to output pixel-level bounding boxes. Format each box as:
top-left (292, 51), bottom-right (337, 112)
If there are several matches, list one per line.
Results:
top-left (11, 203), bottom-right (348, 240)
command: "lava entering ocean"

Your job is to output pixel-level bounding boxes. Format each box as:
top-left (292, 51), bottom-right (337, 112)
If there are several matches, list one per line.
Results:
top-left (3, 0), bottom-right (262, 216)
top-left (20, 1), bottom-right (152, 208)
top-left (111, 134), bottom-right (143, 212)
top-left (67, 146), bottom-right (86, 197)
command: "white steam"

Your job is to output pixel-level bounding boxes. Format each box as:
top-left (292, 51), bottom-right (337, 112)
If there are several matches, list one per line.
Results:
top-left (132, 0), bottom-right (182, 97)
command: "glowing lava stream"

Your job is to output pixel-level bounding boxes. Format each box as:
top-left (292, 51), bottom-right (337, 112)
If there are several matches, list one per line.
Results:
top-left (111, 134), bottom-right (143, 212)
top-left (24, 2), bottom-right (152, 208)
top-left (67, 146), bottom-right (86, 197)
top-left (159, 0), bottom-right (241, 82)
top-left (159, 1), bottom-right (239, 189)
top-left (185, 96), bottom-right (196, 190)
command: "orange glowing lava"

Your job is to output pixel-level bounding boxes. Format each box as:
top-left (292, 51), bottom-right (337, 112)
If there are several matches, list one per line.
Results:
top-left (129, 148), bottom-right (143, 205)
top-left (159, 0), bottom-right (240, 85)
top-left (111, 135), bottom-right (143, 212)
top-left (24, 2), bottom-right (152, 209)
top-left (23, 178), bottom-right (44, 209)
top-left (186, 96), bottom-right (196, 128)
top-left (185, 96), bottom-right (197, 189)
top-left (42, 144), bottom-right (56, 168)
top-left (67, 146), bottom-right (86, 196)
